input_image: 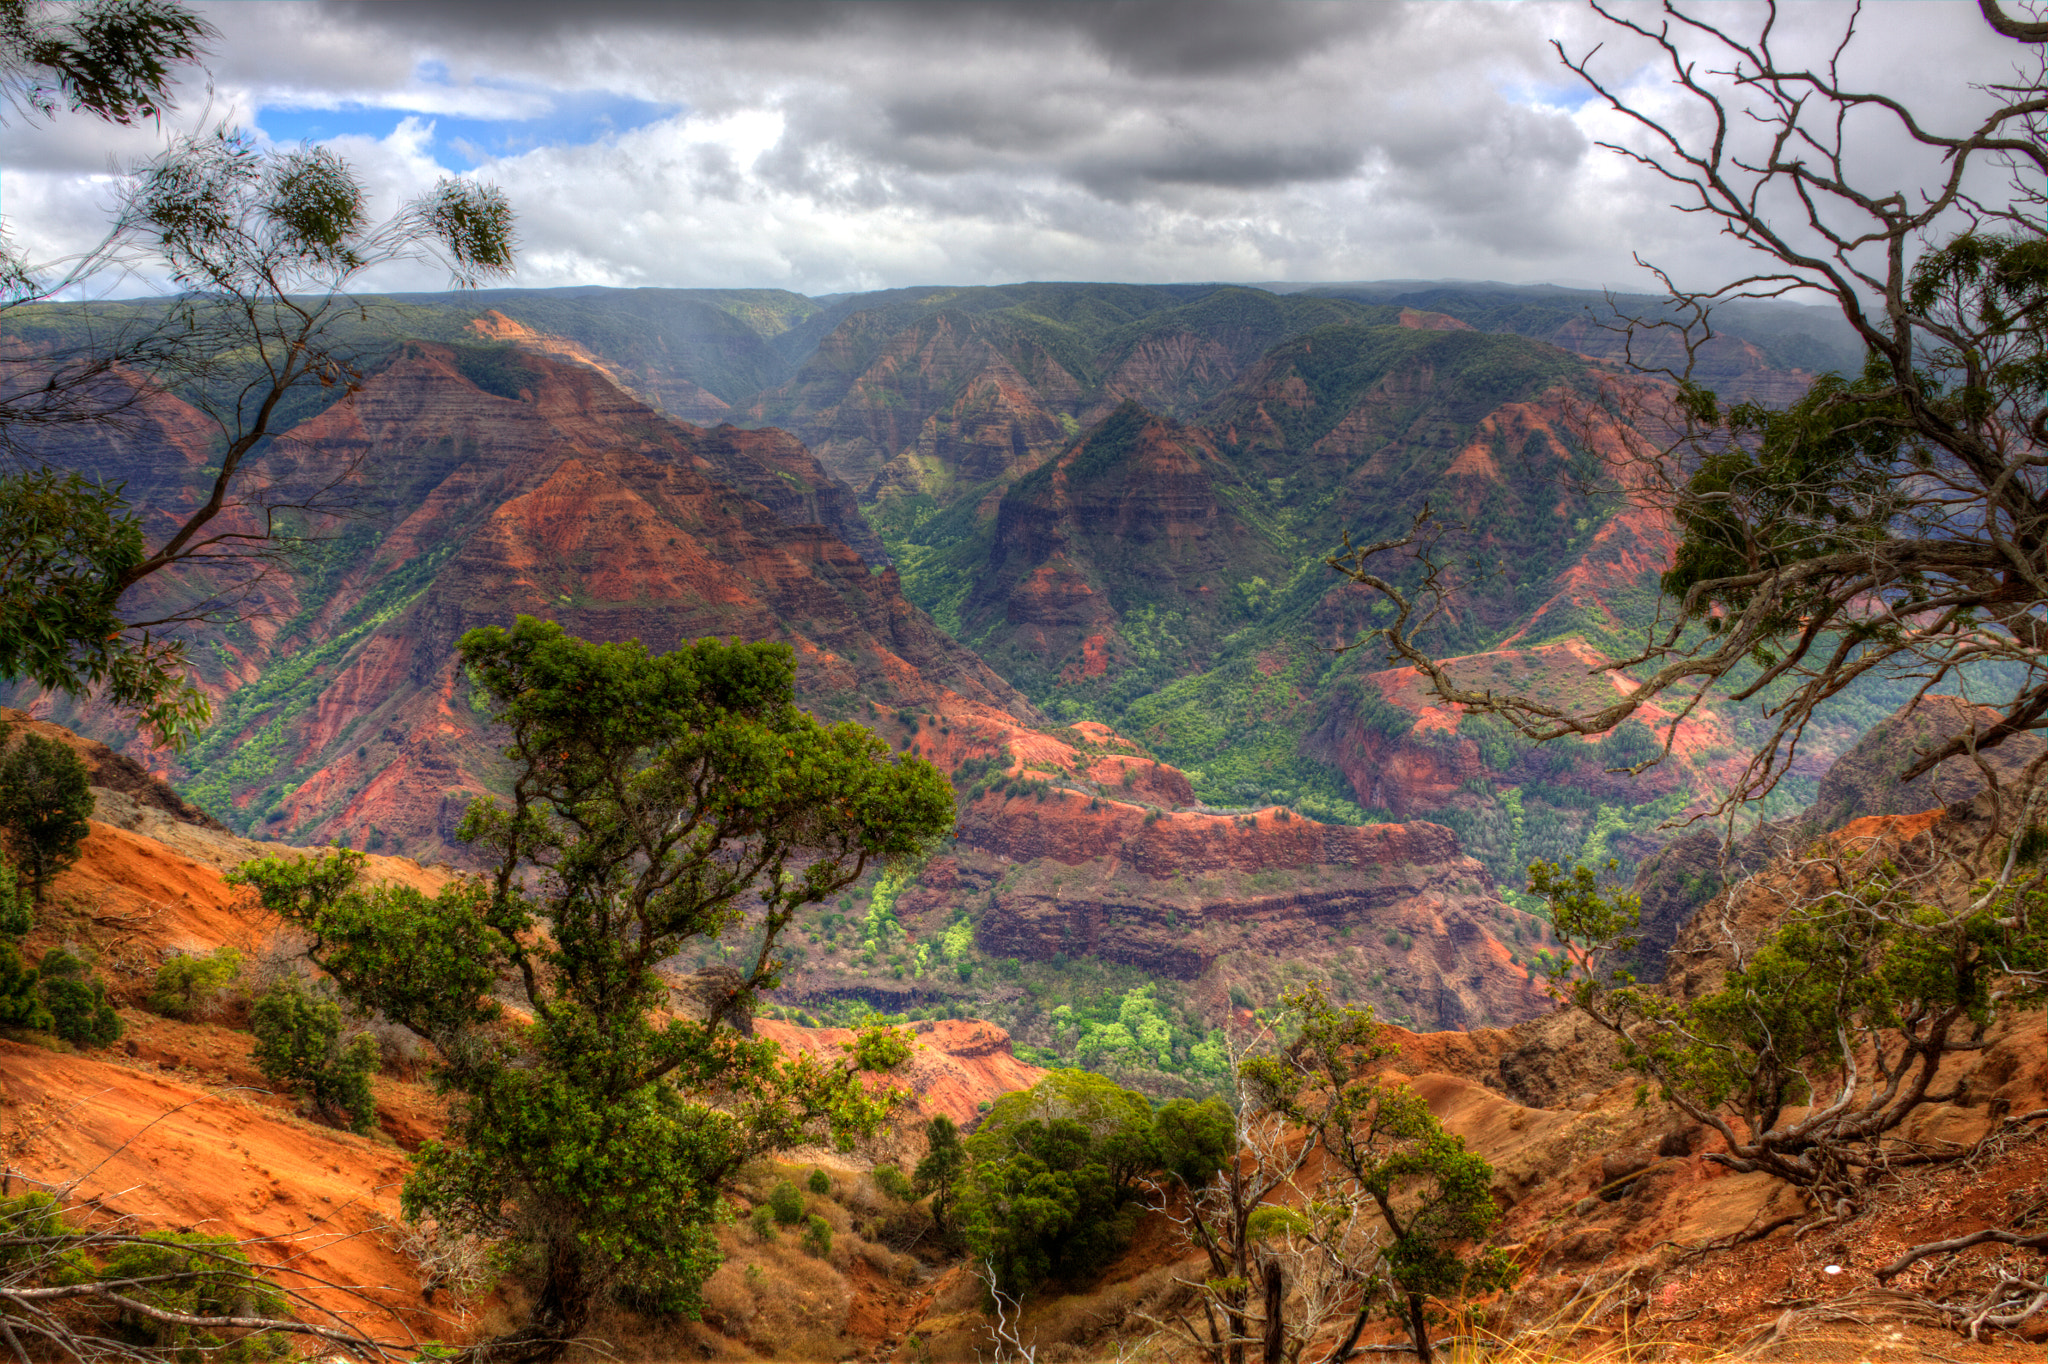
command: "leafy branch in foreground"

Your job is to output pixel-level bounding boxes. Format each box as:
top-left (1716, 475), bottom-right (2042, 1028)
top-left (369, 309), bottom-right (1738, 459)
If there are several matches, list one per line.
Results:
top-left (3, 120), bottom-right (514, 746)
top-left (232, 617), bottom-right (955, 1361)
top-left (0, 0), bottom-right (211, 126)
top-left (0, 1183), bottom-right (407, 1361)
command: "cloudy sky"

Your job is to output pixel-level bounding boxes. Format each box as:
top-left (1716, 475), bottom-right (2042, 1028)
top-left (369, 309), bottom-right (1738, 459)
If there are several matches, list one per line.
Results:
top-left (1, 0), bottom-right (2033, 298)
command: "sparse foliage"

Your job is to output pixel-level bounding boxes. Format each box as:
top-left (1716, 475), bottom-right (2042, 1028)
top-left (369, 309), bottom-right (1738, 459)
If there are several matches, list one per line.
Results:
top-left (1534, 835), bottom-right (2048, 1232)
top-left (0, 0), bottom-right (211, 125)
top-left (0, 1183), bottom-right (415, 1361)
top-left (1328, 2), bottom-right (2048, 819)
top-left (3, 117), bottom-right (514, 745)
top-left (1150, 988), bottom-right (1510, 1364)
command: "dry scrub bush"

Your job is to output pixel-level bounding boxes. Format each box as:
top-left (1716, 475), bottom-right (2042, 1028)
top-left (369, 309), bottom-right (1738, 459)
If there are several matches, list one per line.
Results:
top-left (1023, 1264), bottom-right (1183, 1353)
top-left (387, 1216), bottom-right (493, 1309)
top-left (697, 1258), bottom-right (758, 1336)
top-left (708, 1230), bottom-right (852, 1361)
top-left (855, 1236), bottom-right (918, 1284)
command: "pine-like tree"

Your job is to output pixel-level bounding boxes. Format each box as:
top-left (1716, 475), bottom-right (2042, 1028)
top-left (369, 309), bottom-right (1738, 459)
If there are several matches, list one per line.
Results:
top-left (0, 727), bottom-right (94, 906)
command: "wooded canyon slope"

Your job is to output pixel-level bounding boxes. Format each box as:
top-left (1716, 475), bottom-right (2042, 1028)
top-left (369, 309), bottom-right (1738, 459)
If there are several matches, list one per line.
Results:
top-left (5, 279), bottom-right (1898, 1046)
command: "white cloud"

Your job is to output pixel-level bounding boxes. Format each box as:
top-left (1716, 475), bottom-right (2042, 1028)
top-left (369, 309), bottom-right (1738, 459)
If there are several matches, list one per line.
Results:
top-left (1, 0), bottom-right (2032, 299)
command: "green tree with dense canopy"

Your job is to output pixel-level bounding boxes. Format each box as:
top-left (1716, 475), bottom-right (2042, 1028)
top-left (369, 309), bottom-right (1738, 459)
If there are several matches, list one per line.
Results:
top-left (145, 944), bottom-right (242, 1020)
top-left (957, 1069), bottom-right (1162, 1299)
top-left (34, 946), bottom-right (119, 1048)
top-left (249, 975), bottom-right (377, 1134)
top-left (231, 617), bottom-right (954, 1359)
top-left (0, 724), bottom-right (94, 906)
top-left (913, 1113), bottom-right (967, 1235)
top-left (0, 855), bottom-right (44, 1032)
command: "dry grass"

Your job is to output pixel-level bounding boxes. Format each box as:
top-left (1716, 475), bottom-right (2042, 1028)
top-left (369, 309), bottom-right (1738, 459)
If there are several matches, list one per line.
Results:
top-left (1440, 1279), bottom-right (1693, 1364)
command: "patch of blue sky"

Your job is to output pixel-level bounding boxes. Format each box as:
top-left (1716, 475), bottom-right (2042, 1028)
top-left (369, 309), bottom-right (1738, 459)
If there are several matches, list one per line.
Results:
top-left (1498, 80), bottom-right (1595, 113)
top-left (257, 86), bottom-right (681, 171)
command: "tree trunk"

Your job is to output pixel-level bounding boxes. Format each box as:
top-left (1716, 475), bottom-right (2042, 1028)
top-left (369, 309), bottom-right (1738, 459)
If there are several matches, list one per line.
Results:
top-left (1404, 1292), bottom-right (1431, 1364)
top-left (487, 1238), bottom-right (590, 1363)
top-left (1260, 1255), bottom-right (1285, 1364)
top-left (1225, 1283), bottom-right (1247, 1364)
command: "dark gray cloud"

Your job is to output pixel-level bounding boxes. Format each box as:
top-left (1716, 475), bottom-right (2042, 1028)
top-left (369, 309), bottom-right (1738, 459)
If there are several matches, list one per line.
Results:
top-left (318, 0), bottom-right (856, 38)
top-left (1058, 1), bottom-right (1390, 75)
top-left (318, 0), bottom-right (1390, 76)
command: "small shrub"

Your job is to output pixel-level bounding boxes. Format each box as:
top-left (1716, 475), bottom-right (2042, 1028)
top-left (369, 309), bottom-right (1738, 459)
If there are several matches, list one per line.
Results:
top-left (95, 1227), bottom-right (293, 1359)
top-left (750, 1205), bottom-right (777, 1242)
top-left (1228, 985), bottom-right (1253, 1011)
top-left (146, 947), bottom-right (244, 1020)
top-left (806, 1167), bottom-right (831, 1196)
top-left (801, 1214), bottom-right (832, 1258)
top-left (768, 1178), bottom-right (805, 1226)
top-left (250, 977), bottom-right (377, 1133)
top-left (873, 1164), bottom-right (913, 1202)
top-left (37, 948), bottom-right (120, 1047)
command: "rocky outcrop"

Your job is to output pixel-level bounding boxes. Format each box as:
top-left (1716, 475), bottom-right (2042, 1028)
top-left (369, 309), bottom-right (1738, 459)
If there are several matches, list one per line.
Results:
top-left (1624, 695), bottom-right (2048, 982)
top-left (467, 308), bottom-right (738, 424)
top-left (1804, 694), bottom-right (2046, 832)
top-left (944, 788), bottom-right (1550, 1030)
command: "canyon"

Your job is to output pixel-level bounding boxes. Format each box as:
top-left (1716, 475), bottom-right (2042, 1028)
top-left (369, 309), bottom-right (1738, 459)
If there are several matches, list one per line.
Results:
top-left (1, 279), bottom-right (1893, 1051)
top-left (5, 278), bottom-right (2041, 1361)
